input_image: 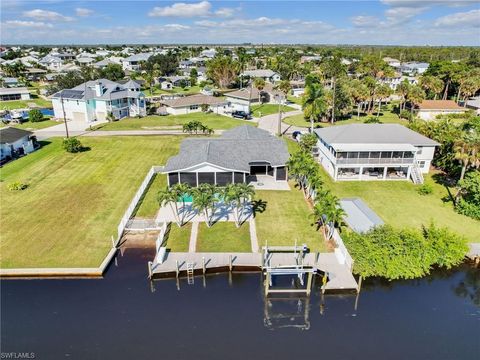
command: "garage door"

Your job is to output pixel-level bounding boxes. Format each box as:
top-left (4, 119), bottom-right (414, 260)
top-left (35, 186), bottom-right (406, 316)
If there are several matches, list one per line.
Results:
top-left (72, 112), bottom-right (85, 122)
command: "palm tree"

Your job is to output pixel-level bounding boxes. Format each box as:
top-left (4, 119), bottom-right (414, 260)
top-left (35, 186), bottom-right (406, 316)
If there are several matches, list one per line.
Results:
top-left (302, 81), bottom-right (327, 132)
top-left (253, 77), bottom-right (266, 105)
top-left (222, 184), bottom-right (243, 227)
top-left (375, 84), bottom-right (392, 119)
top-left (419, 75), bottom-right (444, 100)
top-left (454, 135), bottom-right (480, 182)
top-left (237, 183), bottom-right (255, 219)
top-left (406, 85), bottom-right (425, 119)
top-left (350, 79), bottom-right (369, 119)
top-left (171, 183), bottom-right (191, 226)
top-left (157, 187), bottom-right (181, 227)
top-left (192, 184), bottom-right (216, 227)
top-left (274, 80), bottom-right (292, 135)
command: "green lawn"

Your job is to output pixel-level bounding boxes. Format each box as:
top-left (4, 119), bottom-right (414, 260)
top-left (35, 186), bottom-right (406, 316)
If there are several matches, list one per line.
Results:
top-left (317, 168), bottom-right (480, 242)
top-left (0, 97), bottom-right (52, 110)
top-left (133, 173), bottom-right (167, 218)
top-left (91, 113), bottom-right (254, 131)
top-left (0, 136), bottom-right (182, 268)
top-left (163, 223), bottom-right (191, 252)
top-left (284, 110), bottom-right (409, 128)
top-left (144, 85), bottom-right (202, 97)
top-left (287, 95), bottom-right (303, 105)
top-left (1, 119), bottom-right (58, 131)
top-left (254, 183), bottom-right (328, 253)
top-left (251, 103), bottom-right (295, 117)
top-left (196, 222), bottom-right (252, 252)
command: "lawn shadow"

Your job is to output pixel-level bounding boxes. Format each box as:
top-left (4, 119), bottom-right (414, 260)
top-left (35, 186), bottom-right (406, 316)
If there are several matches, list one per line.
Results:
top-left (431, 172), bottom-right (457, 204)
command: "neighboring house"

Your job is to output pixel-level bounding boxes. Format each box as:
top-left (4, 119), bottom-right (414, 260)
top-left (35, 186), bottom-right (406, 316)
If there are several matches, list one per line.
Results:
top-left (179, 60), bottom-right (193, 69)
top-left (415, 100), bottom-right (465, 120)
top-left (53, 52), bottom-right (76, 61)
top-left (383, 57), bottom-right (401, 68)
top-left (200, 48), bottom-right (217, 58)
top-left (93, 58), bottom-right (116, 69)
top-left (313, 124), bottom-right (439, 183)
top-left (225, 83), bottom-right (284, 113)
top-left (465, 96), bottom-right (480, 114)
top-left (241, 69), bottom-right (281, 83)
top-left (290, 80), bottom-right (305, 97)
top-left (161, 81), bottom-right (173, 90)
top-left (201, 86), bottom-right (214, 96)
top-left (300, 55), bottom-right (321, 63)
top-left (122, 52), bottom-right (152, 71)
top-left (162, 126), bottom-right (289, 187)
top-left (76, 57), bottom-right (95, 65)
top-left (1, 77), bottom-right (19, 87)
top-left (159, 76), bottom-right (190, 88)
top-left (381, 75), bottom-right (418, 91)
top-left (160, 94), bottom-right (226, 115)
top-left (0, 127), bottom-right (36, 161)
top-left (51, 79), bottom-right (146, 123)
top-left (26, 68), bottom-right (47, 81)
top-left (39, 55), bottom-right (64, 71)
top-left (0, 87), bottom-right (30, 101)
top-left (399, 62), bottom-right (429, 75)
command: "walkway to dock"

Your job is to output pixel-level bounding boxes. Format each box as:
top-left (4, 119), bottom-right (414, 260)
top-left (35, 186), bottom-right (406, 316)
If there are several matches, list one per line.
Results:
top-left (150, 251), bottom-right (358, 291)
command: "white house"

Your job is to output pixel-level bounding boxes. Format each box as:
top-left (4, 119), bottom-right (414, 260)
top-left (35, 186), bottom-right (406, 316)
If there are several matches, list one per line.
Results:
top-left (0, 87), bottom-right (30, 101)
top-left (39, 55), bottom-right (64, 71)
top-left (122, 52), bottom-right (152, 71)
top-left (241, 69), bottom-right (281, 83)
top-left (465, 96), bottom-right (480, 115)
top-left (160, 94), bottom-right (226, 115)
top-left (383, 57), bottom-right (401, 68)
top-left (225, 83), bottom-right (284, 113)
top-left (399, 62), bottom-right (429, 76)
top-left (200, 48), bottom-right (217, 59)
top-left (415, 100), bottom-right (465, 120)
top-left (0, 127), bottom-right (36, 161)
top-left (381, 75), bottom-right (418, 91)
top-left (51, 79), bottom-right (146, 123)
top-left (313, 124), bottom-right (439, 183)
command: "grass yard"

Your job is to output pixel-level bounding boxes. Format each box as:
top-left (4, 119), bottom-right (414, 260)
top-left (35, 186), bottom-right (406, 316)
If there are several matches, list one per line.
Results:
top-left (284, 110), bottom-right (409, 128)
top-left (317, 168), bottom-right (480, 242)
top-left (133, 173), bottom-right (167, 218)
top-left (1, 119), bottom-right (58, 131)
top-left (251, 103), bottom-right (295, 117)
top-left (144, 85), bottom-right (202, 97)
top-left (196, 222), bottom-right (252, 252)
top-left (0, 97), bottom-right (52, 110)
top-left (254, 183), bottom-right (328, 253)
top-left (91, 113), bottom-right (254, 131)
top-left (163, 223), bottom-right (191, 252)
top-left (287, 95), bottom-right (303, 105)
top-left (0, 136), bottom-right (182, 268)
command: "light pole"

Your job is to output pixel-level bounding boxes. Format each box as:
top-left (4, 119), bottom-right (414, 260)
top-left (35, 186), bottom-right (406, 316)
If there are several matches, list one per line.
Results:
top-left (275, 94), bottom-right (282, 137)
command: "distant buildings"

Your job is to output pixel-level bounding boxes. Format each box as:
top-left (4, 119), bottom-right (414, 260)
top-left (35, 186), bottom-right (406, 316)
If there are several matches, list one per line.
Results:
top-left (240, 69), bottom-right (281, 83)
top-left (415, 100), bottom-right (466, 120)
top-left (0, 87), bottom-right (30, 101)
top-left (121, 53), bottom-right (153, 71)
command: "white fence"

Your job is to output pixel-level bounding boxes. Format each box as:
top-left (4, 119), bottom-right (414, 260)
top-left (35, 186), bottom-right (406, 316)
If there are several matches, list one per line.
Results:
top-left (154, 222), bottom-right (168, 265)
top-left (115, 165), bottom-right (164, 245)
top-left (331, 229), bottom-right (354, 271)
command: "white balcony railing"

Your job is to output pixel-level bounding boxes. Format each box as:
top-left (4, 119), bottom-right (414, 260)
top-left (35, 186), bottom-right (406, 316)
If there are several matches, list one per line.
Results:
top-left (336, 157), bottom-right (415, 165)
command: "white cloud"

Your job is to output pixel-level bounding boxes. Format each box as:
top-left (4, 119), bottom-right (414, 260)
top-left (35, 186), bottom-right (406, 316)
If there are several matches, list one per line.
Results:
top-left (149, 1), bottom-right (211, 17)
top-left (381, 0), bottom-right (474, 8)
top-left (164, 24), bottom-right (191, 30)
top-left (3, 20), bottom-right (53, 28)
top-left (351, 15), bottom-right (382, 27)
top-left (215, 7), bottom-right (235, 18)
top-left (434, 9), bottom-right (480, 27)
top-left (23, 9), bottom-right (73, 22)
top-left (75, 8), bottom-right (94, 17)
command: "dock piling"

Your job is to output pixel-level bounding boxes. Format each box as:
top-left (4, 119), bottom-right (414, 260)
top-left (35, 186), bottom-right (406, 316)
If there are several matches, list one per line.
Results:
top-left (202, 256), bottom-right (206, 274)
top-left (175, 260), bottom-right (179, 277)
top-left (229, 255), bottom-right (233, 271)
top-left (147, 261), bottom-right (153, 279)
top-left (357, 275), bottom-right (363, 294)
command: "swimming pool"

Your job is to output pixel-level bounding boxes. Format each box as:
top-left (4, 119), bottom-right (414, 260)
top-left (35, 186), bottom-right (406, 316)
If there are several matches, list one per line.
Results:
top-left (1, 108), bottom-right (54, 121)
top-left (177, 193), bottom-right (225, 203)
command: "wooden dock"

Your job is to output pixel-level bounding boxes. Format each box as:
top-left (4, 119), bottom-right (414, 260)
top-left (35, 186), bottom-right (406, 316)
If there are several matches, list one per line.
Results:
top-left (150, 251), bottom-right (358, 292)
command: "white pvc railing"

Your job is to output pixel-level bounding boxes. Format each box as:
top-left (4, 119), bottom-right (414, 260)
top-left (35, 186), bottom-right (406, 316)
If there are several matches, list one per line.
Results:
top-left (115, 165), bottom-right (164, 245)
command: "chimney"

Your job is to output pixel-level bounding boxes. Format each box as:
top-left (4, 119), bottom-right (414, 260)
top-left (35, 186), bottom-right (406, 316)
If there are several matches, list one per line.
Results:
top-left (94, 82), bottom-right (103, 97)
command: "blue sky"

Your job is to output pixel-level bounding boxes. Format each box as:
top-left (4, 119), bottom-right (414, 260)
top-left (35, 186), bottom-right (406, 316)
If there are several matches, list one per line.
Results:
top-left (1, 1), bottom-right (479, 45)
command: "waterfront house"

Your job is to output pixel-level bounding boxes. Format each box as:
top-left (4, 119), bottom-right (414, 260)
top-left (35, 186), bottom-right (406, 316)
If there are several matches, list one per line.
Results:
top-left (313, 124), bottom-right (438, 183)
top-left (0, 127), bottom-right (36, 161)
top-left (415, 100), bottom-right (465, 120)
top-left (51, 79), bottom-right (146, 123)
top-left (0, 87), bottom-right (31, 101)
top-left (162, 126), bottom-right (289, 187)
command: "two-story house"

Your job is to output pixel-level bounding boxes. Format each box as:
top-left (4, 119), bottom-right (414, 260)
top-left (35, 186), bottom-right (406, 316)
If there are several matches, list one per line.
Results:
top-left (51, 79), bottom-right (146, 123)
top-left (313, 124), bottom-right (438, 184)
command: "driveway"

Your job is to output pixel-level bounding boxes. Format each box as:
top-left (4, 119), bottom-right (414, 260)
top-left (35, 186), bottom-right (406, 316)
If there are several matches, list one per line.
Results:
top-left (257, 109), bottom-right (306, 136)
top-left (34, 120), bottom-right (100, 140)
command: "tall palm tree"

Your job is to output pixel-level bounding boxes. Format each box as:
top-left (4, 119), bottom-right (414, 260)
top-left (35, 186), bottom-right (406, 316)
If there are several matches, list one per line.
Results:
top-left (237, 183), bottom-right (255, 218)
top-left (375, 84), bottom-right (392, 119)
top-left (171, 183), bottom-right (191, 226)
top-left (192, 184), bottom-right (216, 227)
top-left (222, 184), bottom-right (243, 227)
top-left (350, 79), bottom-right (369, 119)
top-left (157, 187), bottom-right (180, 227)
top-left (302, 82), bottom-right (327, 132)
top-left (406, 85), bottom-right (425, 119)
top-left (454, 135), bottom-right (480, 182)
top-left (253, 77), bottom-right (266, 105)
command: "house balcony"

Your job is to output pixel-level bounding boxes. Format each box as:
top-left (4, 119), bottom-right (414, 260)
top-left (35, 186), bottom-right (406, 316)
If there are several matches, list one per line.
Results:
top-left (336, 157), bottom-right (415, 166)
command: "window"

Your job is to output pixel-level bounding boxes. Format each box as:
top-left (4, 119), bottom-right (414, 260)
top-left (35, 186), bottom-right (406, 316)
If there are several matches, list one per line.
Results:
top-left (381, 152), bottom-right (392, 159)
top-left (234, 172), bottom-right (244, 183)
top-left (418, 161), bottom-right (426, 168)
top-left (417, 147), bottom-right (423, 155)
top-left (370, 152), bottom-right (380, 159)
top-left (168, 173), bottom-right (179, 186)
top-left (392, 151), bottom-right (403, 159)
top-left (179, 172), bottom-right (197, 186)
top-left (276, 167), bottom-right (287, 180)
top-left (404, 151), bottom-right (414, 159)
top-left (216, 172), bottom-right (233, 186)
top-left (189, 105), bottom-right (199, 110)
top-left (359, 152), bottom-right (369, 159)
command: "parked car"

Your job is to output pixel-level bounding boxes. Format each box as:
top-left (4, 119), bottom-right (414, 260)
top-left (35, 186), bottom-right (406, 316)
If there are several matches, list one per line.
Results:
top-left (231, 111), bottom-right (251, 120)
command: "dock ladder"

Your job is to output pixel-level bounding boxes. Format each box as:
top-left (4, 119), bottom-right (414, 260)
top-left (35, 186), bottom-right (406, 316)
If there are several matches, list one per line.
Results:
top-left (186, 262), bottom-right (195, 284)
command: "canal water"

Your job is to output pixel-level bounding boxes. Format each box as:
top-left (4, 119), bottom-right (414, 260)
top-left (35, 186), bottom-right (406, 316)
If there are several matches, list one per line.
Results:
top-left (1, 248), bottom-right (479, 360)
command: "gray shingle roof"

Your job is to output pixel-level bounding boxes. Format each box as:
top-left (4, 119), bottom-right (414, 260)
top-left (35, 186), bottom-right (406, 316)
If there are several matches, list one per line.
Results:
top-left (163, 126), bottom-right (289, 172)
top-left (51, 79), bottom-right (143, 101)
top-left (0, 127), bottom-right (33, 144)
top-left (314, 124), bottom-right (439, 147)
